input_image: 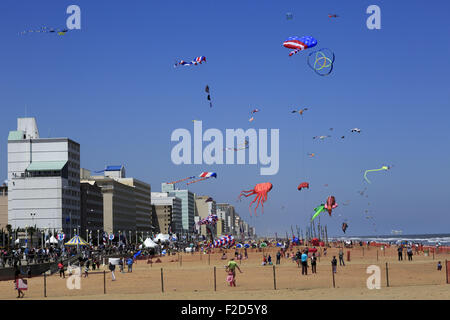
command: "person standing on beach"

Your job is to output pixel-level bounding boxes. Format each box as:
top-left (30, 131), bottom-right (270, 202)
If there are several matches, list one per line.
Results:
top-left (437, 261), bottom-right (442, 271)
top-left (339, 250), bottom-right (345, 266)
top-left (407, 246), bottom-right (413, 261)
top-left (311, 253), bottom-right (317, 274)
top-left (276, 251), bottom-right (281, 265)
top-left (109, 262), bottom-right (116, 281)
top-left (331, 256), bottom-right (337, 273)
top-left (301, 251), bottom-right (308, 275)
top-left (226, 258), bottom-right (242, 286)
top-left (398, 246), bottom-right (403, 261)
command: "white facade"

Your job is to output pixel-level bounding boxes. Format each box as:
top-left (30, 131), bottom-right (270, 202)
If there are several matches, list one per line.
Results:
top-left (7, 118), bottom-right (80, 234)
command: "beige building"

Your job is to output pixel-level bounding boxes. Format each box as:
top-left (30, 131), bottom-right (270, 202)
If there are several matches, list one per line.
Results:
top-left (81, 166), bottom-right (152, 235)
top-left (0, 185), bottom-right (8, 229)
top-left (195, 195), bottom-right (217, 238)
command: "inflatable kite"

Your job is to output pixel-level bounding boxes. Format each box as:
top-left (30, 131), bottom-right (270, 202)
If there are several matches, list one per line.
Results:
top-left (213, 235), bottom-right (235, 248)
top-left (174, 56), bottom-right (206, 67)
top-left (325, 196), bottom-right (338, 216)
top-left (198, 214), bottom-right (219, 226)
top-left (364, 166), bottom-right (391, 184)
top-left (328, 14), bottom-right (339, 18)
top-left (311, 204), bottom-right (325, 221)
top-left (283, 36), bottom-right (317, 56)
top-left (342, 222), bottom-right (348, 233)
top-left (297, 182), bottom-right (309, 191)
top-left (239, 182), bottom-right (273, 216)
top-left (286, 13), bottom-right (293, 20)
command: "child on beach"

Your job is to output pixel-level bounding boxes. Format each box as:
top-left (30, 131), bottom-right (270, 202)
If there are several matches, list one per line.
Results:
top-left (437, 261), bottom-right (442, 271)
top-left (331, 256), bottom-right (337, 273)
top-left (226, 269), bottom-right (236, 287)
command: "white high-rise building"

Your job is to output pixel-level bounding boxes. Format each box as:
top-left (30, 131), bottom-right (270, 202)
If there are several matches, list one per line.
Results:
top-left (7, 118), bottom-right (80, 235)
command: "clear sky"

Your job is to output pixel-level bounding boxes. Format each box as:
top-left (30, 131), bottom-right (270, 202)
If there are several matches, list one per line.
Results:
top-left (1, 0), bottom-right (449, 237)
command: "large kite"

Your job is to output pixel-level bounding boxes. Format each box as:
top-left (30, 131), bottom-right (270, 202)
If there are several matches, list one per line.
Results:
top-left (283, 36), bottom-right (317, 56)
top-left (239, 182), bottom-right (273, 216)
top-left (167, 172), bottom-right (217, 185)
top-left (325, 196), bottom-right (338, 215)
top-left (205, 85), bottom-right (213, 108)
top-left (297, 182), bottom-right (309, 191)
top-left (311, 204), bottom-right (325, 221)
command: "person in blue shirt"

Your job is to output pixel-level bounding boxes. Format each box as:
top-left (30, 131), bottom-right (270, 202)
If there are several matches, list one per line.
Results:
top-left (127, 257), bottom-right (133, 273)
top-left (301, 251), bottom-right (308, 275)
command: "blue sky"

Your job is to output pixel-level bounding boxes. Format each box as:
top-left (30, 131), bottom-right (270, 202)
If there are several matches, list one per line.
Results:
top-left (1, 0), bottom-right (449, 237)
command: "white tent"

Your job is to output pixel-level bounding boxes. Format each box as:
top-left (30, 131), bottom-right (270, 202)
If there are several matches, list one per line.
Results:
top-left (46, 235), bottom-right (58, 244)
top-left (143, 238), bottom-right (159, 248)
top-left (153, 233), bottom-right (170, 243)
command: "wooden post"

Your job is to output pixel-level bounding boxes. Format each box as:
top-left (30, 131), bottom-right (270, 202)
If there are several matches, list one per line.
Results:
top-left (214, 266), bottom-right (217, 291)
top-left (332, 265), bottom-right (335, 288)
top-left (161, 268), bottom-right (164, 293)
top-left (208, 252), bottom-right (211, 265)
top-left (446, 260), bottom-right (448, 284)
top-left (433, 250), bottom-right (435, 260)
top-left (386, 263), bottom-right (390, 287)
top-left (273, 265), bottom-right (277, 290)
top-left (44, 273), bottom-right (47, 298)
top-left (377, 250), bottom-right (379, 261)
top-left (180, 255), bottom-right (182, 267)
top-left (362, 247), bottom-right (365, 257)
top-left (103, 270), bottom-right (106, 294)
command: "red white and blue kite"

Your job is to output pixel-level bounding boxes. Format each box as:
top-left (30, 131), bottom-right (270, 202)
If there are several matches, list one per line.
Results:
top-left (174, 56), bottom-right (206, 67)
top-left (283, 36), bottom-right (317, 56)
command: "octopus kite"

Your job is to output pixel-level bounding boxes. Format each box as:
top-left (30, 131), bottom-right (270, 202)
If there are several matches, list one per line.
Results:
top-left (239, 182), bottom-right (273, 216)
top-left (324, 196), bottom-right (338, 216)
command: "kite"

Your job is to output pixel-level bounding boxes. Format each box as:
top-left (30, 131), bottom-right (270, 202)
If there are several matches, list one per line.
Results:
top-left (187, 172), bottom-right (217, 185)
top-left (283, 36), bottom-right (317, 56)
top-left (341, 136), bottom-right (345, 139)
top-left (205, 85), bottom-right (213, 108)
top-left (249, 108), bottom-right (260, 122)
top-left (249, 117), bottom-right (254, 122)
top-left (167, 172), bottom-right (217, 185)
top-left (328, 14), bottom-right (339, 18)
top-left (198, 214), bottom-right (219, 226)
top-left (311, 204), bottom-right (325, 221)
top-left (324, 196), bottom-right (338, 216)
top-left (313, 135), bottom-right (331, 140)
top-left (307, 153), bottom-right (316, 158)
top-left (351, 128), bottom-right (361, 133)
top-left (364, 166), bottom-right (391, 184)
top-left (343, 200), bottom-right (351, 206)
top-left (291, 108), bottom-right (308, 117)
top-left (307, 48), bottom-right (335, 76)
top-left (205, 197), bottom-right (214, 203)
top-left (224, 140), bottom-right (249, 151)
top-left (342, 222), bottom-right (348, 233)
top-left (297, 182), bottom-right (309, 191)
top-left (286, 13), bottom-right (293, 20)
top-left (174, 56), bottom-right (206, 67)
top-left (19, 26), bottom-right (71, 36)
top-left (238, 182), bottom-right (273, 216)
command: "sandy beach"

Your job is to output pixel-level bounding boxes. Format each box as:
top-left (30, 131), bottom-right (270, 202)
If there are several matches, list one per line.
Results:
top-left (1, 246), bottom-right (448, 300)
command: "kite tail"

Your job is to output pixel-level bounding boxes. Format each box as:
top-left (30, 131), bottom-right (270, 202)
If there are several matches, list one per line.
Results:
top-left (289, 49), bottom-right (300, 56)
top-left (186, 177), bottom-right (210, 185)
top-left (166, 176), bottom-right (196, 184)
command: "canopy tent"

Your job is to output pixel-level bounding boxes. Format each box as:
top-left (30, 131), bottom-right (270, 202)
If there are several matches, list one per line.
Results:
top-left (153, 233), bottom-right (171, 243)
top-left (65, 235), bottom-right (89, 246)
top-left (46, 235), bottom-right (58, 244)
top-left (143, 238), bottom-right (159, 248)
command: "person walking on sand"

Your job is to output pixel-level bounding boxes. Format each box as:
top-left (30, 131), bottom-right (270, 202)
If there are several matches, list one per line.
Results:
top-left (437, 261), bottom-right (442, 271)
top-left (301, 250), bottom-right (308, 275)
top-left (227, 258), bottom-right (242, 286)
top-left (58, 261), bottom-right (65, 278)
top-left (331, 256), bottom-right (337, 273)
top-left (127, 257), bottom-right (133, 272)
top-left (311, 253), bottom-right (317, 274)
top-left (407, 246), bottom-right (413, 261)
top-left (109, 262), bottom-right (116, 281)
top-left (398, 246), bottom-right (403, 261)
top-left (14, 268), bottom-right (26, 298)
top-left (276, 251), bottom-right (281, 265)
top-left (339, 250), bottom-right (345, 266)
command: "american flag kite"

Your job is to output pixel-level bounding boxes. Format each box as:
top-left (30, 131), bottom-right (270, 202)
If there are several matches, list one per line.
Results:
top-left (174, 56), bottom-right (206, 67)
top-left (283, 36), bottom-right (317, 56)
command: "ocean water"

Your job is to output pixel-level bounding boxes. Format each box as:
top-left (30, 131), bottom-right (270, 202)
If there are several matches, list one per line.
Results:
top-left (330, 233), bottom-right (450, 246)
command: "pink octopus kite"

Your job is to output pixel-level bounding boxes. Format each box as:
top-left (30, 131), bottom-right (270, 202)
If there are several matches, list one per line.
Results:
top-left (239, 182), bottom-right (273, 216)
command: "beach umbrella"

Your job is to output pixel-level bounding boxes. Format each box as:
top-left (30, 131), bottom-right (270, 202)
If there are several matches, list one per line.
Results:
top-left (244, 243), bottom-right (250, 248)
top-left (236, 243), bottom-right (243, 249)
top-left (64, 235), bottom-right (89, 246)
top-left (260, 243), bottom-right (267, 248)
top-left (276, 242), bottom-right (282, 247)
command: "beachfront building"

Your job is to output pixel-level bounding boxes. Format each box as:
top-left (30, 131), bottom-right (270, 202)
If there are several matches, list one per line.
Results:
top-left (216, 203), bottom-right (231, 234)
top-left (194, 195), bottom-right (217, 239)
top-left (161, 183), bottom-right (195, 234)
top-left (81, 166), bottom-right (152, 236)
top-left (7, 118), bottom-right (81, 236)
top-left (217, 203), bottom-right (237, 235)
top-left (0, 185), bottom-right (8, 230)
top-left (151, 192), bottom-right (182, 234)
top-left (80, 179), bottom-right (103, 242)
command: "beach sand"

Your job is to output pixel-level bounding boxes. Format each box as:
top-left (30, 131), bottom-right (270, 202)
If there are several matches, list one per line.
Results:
top-left (0, 246), bottom-right (448, 300)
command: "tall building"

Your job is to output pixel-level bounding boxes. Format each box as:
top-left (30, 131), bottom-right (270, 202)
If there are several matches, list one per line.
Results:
top-left (80, 179), bottom-right (103, 240)
top-left (81, 166), bottom-right (152, 235)
top-left (7, 118), bottom-right (80, 235)
top-left (151, 192), bottom-right (182, 234)
top-left (161, 183), bottom-right (195, 233)
top-left (216, 203), bottom-right (231, 234)
top-left (0, 184), bottom-right (8, 229)
top-left (194, 195), bottom-right (217, 238)
top-left (217, 203), bottom-right (236, 235)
